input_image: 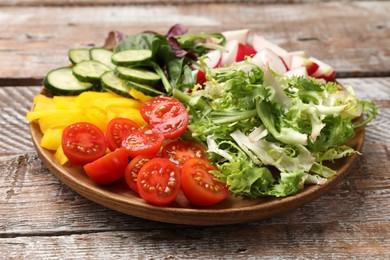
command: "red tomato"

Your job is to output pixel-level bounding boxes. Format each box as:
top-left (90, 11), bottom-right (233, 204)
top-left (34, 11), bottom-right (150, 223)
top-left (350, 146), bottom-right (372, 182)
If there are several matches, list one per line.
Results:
top-left (62, 122), bottom-right (107, 165)
top-left (125, 154), bottom-right (156, 193)
top-left (122, 128), bottom-right (164, 158)
top-left (140, 96), bottom-right (189, 139)
top-left (106, 118), bottom-right (139, 152)
top-left (137, 158), bottom-right (181, 206)
top-left (161, 141), bottom-right (208, 167)
top-left (139, 96), bottom-right (176, 124)
top-left (83, 147), bottom-right (129, 185)
top-left (181, 158), bottom-right (229, 206)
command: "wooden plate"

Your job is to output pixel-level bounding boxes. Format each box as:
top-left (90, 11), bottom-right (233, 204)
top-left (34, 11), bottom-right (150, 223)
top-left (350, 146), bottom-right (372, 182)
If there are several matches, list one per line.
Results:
top-left (30, 119), bottom-right (365, 225)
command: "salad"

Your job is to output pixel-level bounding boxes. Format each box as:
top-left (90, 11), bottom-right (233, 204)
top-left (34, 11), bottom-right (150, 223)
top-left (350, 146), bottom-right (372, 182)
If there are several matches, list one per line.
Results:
top-left (27, 24), bottom-right (377, 207)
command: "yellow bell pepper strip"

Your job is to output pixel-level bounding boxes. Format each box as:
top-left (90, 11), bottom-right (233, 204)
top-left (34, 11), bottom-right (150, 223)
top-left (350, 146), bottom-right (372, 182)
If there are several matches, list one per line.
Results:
top-left (40, 128), bottom-right (63, 150)
top-left (84, 108), bottom-right (108, 132)
top-left (38, 111), bottom-right (88, 134)
top-left (106, 107), bottom-right (147, 127)
top-left (129, 88), bottom-right (153, 103)
top-left (54, 145), bottom-right (68, 165)
top-left (53, 96), bottom-right (78, 109)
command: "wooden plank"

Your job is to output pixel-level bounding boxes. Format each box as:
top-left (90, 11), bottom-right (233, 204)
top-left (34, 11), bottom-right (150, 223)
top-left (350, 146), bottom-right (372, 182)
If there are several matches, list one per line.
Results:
top-left (0, 2), bottom-right (390, 85)
top-left (1, 221), bottom-right (389, 259)
top-left (2, 0), bottom-right (375, 7)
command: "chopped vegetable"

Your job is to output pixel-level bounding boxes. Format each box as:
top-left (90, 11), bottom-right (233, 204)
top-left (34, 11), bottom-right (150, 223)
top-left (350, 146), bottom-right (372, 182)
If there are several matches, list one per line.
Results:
top-left (84, 147), bottom-right (129, 185)
top-left (181, 158), bottom-right (229, 206)
top-left (161, 140), bottom-right (208, 167)
top-left (140, 96), bottom-right (189, 139)
top-left (137, 158), bottom-right (181, 206)
top-left (62, 122), bottom-right (107, 166)
top-left (105, 118), bottom-right (139, 152)
top-left (122, 128), bottom-right (164, 158)
top-left (125, 154), bottom-right (156, 193)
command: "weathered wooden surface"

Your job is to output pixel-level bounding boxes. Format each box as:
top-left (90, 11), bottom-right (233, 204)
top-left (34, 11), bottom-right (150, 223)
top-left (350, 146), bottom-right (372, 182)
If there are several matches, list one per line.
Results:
top-left (1, 0), bottom-right (390, 258)
top-left (4, 0), bottom-right (382, 7)
top-left (0, 1), bottom-right (390, 86)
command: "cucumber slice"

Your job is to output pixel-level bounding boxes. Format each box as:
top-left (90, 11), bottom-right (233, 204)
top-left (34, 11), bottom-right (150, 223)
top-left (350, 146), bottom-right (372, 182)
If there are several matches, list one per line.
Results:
top-left (68, 48), bottom-right (90, 64)
top-left (115, 66), bottom-right (161, 86)
top-left (90, 48), bottom-right (115, 69)
top-left (43, 67), bottom-right (93, 96)
top-left (126, 81), bottom-right (164, 97)
top-left (73, 60), bottom-right (111, 83)
top-left (101, 70), bottom-right (132, 98)
top-left (111, 49), bottom-right (152, 67)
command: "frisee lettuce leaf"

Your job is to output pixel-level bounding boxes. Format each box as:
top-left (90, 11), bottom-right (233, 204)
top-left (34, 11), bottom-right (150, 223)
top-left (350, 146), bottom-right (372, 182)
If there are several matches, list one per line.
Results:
top-left (177, 59), bottom-right (377, 198)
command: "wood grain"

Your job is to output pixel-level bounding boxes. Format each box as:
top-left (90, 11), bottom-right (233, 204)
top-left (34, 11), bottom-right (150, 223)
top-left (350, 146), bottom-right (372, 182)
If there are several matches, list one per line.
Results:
top-left (3, 0), bottom-right (377, 7)
top-left (0, 78), bottom-right (389, 257)
top-left (1, 1), bottom-right (390, 86)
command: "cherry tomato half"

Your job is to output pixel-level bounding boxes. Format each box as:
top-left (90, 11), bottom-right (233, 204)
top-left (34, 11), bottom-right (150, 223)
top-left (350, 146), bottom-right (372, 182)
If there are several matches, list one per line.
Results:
top-left (122, 128), bottom-right (164, 158)
top-left (62, 122), bottom-right (107, 165)
top-left (181, 158), bottom-right (229, 206)
top-left (137, 158), bottom-right (181, 206)
top-left (161, 141), bottom-right (208, 168)
top-left (139, 96), bottom-right (176, 124)
top-left (140, 96), bottom-right (189, 139)
top-left (83, 147), bottom-right (129, 185)
top-left (106, 118), bottom-right (139, 152)
top-left (125, 154), bottom-right (156, 193)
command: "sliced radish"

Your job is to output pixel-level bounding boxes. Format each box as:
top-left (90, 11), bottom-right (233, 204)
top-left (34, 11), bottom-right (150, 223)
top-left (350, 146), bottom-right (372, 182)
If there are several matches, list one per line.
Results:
top-left (253, 49), bottom-right (288, 75)
top-left (220, 40), bottom-right (239, 67)
top-left (252, 34), bottom-right (288, 57)
top-left (236, 44), bottom-right (257, 62)
top-left (290, 56), bottom-right (319, 75)
top-left (222, 29), bottom-right (249, 44)
top-left (284, 67), bottom-right (308, 78)
top-left (309, 57), bottom-right (336, 81)
top-left (251, 52), bottom-right (266, 68)
top-left (204, 50), bottom-right (222, 68)
top-left (281, 51), bottom-right (306, 70)
top-left (196, 69), bottom-right (206, 85)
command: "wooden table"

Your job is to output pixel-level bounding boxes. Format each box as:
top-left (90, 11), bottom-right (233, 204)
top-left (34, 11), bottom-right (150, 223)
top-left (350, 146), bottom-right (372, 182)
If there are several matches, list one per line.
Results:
top-left (1, 1), bottom-right (389, 258)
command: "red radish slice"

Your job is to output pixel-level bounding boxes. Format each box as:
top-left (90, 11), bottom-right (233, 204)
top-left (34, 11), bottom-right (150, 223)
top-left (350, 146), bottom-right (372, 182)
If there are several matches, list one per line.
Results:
top-left (222, 29), bottom-right (249, 44)
top-left (196, 70), bottom-right (206, 85)
top-left (281, 51), bottom-right (306, 70)
top-left (290, 56), bottom-right (319, 75)
top-left (220, 40), bottom-right (239, 67)
top-left (253, 49), bottom-right (288, 75)
top-left (284, 67), bottom-right (308, 78)
top-left (204, 50), bottom-right (222, 68)
top-left (251, 52), bottom-right (266, 68)
top-left (309, 57), bottom-right (336, 81)
top-left (252, 34), bottom-right (288, 56)
top-left (236, 44), bottom-right (257, 62)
